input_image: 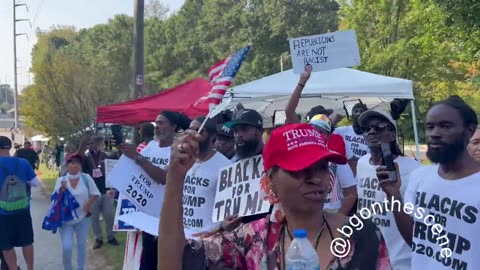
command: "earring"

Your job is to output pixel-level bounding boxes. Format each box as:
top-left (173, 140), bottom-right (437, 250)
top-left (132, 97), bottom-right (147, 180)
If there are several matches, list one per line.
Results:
top-left (268, 190), bottom-right (280, 204)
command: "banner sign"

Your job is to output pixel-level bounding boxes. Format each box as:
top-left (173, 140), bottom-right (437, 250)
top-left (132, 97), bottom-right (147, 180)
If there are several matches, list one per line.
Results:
top-left (289, 30), bottom-right (361, 74)
top-left (212, 155), bottom-right (270, 222)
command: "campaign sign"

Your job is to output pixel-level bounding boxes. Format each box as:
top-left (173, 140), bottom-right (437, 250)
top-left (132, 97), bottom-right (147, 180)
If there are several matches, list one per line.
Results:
top-left (108, 155), bottom-right (164, 217)
top-left (289, 30), bottom-right (361, 73)
top-left (113, 194), bottom-right (139, 232)
top-left (212, 155), bottom-right (270, 222)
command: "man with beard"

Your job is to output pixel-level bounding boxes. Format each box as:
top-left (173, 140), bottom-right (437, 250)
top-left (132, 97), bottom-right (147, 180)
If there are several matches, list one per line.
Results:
top-left (120, 111), bottom-right (191, 270)
top-left (197, 109), bottom-right (269, 236)
top-left (230, 109), bottom-right (264, 160)
top-left (356, 110), bottom-right (420, 269)
top-left (229, 109), bottom-right (270, 224)
top-left (467, 128), bottom-right (480, 162)
top-left (334, 102), bottom-right (370, 175)
top-left (185, 117), bottom-right (231, 234)
top-left (379, 96), bottom-right (480, 269)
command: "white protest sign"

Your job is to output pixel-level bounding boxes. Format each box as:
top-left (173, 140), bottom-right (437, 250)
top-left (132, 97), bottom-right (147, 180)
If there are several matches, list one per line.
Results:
top-left (108, 155), bottom-right (165, 217)
top-left (119, 212), bottom-right (202, 240)
top-left (119, 212), bottom-right (159, 236)
top-left (289, 30), bottom-right (361, 74)
top-left (104, 159), bottom-right (118, 188)
top-left (212, 155), bottom-right (270, 222)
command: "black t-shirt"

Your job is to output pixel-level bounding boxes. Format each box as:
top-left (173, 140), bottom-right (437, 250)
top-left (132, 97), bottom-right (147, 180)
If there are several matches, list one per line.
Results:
top-left (15, 149), bottom-right (39, 170)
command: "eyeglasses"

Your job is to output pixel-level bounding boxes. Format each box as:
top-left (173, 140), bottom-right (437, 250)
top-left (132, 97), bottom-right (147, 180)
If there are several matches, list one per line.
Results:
top-left (361, 123), bottom-right (393, 134)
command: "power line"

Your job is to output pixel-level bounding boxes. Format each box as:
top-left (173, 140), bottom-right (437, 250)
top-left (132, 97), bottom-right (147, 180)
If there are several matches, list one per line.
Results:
top-left (13, 0), bottom-right (30, 128)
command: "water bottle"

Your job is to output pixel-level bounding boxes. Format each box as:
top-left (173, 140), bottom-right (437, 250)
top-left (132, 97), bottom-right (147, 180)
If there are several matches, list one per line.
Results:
top-left (285, 229), bottom-right (320, 270)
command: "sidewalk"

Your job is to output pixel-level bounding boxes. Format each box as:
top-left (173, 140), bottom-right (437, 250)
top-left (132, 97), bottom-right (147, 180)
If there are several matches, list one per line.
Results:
top-left (16, 186), bottom-right (64, 269)
top-left (14, 183), bottom-right (112, 270)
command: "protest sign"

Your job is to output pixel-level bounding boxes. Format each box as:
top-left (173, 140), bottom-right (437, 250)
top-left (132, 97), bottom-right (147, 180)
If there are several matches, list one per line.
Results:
top-left (119, 212), bottom-right (201, 239)
top-left (113, 194), bottom-right (139, 232)
top-left (108, 155), bottom-right (165, 217)
top-left (212, 155), bottom-right (270, 222)
top-left (104, 159), bottom-right (118, 188)
top-left (289, 30), bottom-right (361, 74)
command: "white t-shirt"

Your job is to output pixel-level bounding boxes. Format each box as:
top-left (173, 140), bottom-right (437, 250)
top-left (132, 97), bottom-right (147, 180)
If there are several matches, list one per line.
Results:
top-left (140, 141), bottom-right (171, 219)
top-left (356, 154), bottom-right (421, 270)
top-left (54, 173), bottom-right (101, 224)
top-left (183, 151), bottom-right (231, 233)
top-left (404, 165), bottom-right (480, 270)
top-left (334, 125), bottom-right (370, 160)
top-left (140, 140), bottom-right (171, 169)
top-left (324, 163), bottom-right (357, 211)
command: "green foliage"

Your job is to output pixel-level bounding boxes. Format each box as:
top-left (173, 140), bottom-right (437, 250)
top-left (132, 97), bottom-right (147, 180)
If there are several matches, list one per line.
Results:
top-left (24, 0), bottom-right (478, 143)
top-left (339, 0), bottom-right (480, 142)
top-left (22, 16), bottom-right (134, 138)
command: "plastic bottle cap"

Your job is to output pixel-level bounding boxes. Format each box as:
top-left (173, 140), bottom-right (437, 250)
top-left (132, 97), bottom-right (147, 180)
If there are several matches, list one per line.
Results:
top-left (293, 229), bottom-right (307, 238)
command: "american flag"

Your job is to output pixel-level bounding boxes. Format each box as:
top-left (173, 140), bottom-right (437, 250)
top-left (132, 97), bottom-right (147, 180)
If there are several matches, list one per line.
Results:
top-left (328, 164), bottom-right (339, 203)
top-left (196, 45), bottom-right (251, 106)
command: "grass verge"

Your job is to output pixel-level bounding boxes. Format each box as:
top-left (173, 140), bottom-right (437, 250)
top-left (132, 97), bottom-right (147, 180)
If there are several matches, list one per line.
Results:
top-left (37, 164), bottom-right (127, 269)
top-left (89, 217), bottom-right (127, 270)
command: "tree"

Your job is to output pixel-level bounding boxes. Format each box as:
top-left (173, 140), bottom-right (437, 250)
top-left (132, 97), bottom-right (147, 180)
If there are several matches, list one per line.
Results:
top-left (433, 0), bottom-right (480, 29)
top-left (338, 0), bottom-right (479, 142)
top-left (22, 17), bottom-right (134, 138)
top-left (145, 0), bottom-right (170, 19)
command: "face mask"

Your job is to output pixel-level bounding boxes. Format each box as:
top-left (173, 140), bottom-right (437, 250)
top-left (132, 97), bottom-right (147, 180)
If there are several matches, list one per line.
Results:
top-left (67, 172), bottom-right (81, 180)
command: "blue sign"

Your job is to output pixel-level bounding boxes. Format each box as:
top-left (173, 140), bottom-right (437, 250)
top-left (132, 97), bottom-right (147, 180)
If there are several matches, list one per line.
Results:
top-left (113, 195), bottom-right (140, 231)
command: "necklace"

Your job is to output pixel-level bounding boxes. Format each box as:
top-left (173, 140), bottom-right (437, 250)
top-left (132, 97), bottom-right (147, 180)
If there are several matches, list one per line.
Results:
top-left (279, 213), bottom-right (329, 270)
top-left (285, 216), bottom-right (326, 249)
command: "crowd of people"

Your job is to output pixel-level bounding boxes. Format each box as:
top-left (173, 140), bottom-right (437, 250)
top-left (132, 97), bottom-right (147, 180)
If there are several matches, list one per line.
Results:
top-left (0, 67), bottom-right (479, 270)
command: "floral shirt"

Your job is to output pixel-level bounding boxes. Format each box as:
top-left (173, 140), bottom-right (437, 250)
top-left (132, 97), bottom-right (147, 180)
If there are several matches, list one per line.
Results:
top-left (184, 215), bottom-right (392, 270)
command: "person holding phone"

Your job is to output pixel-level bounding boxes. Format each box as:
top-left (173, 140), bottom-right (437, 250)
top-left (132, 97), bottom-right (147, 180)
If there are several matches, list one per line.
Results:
top-left (355, 110), bottom-right (420, 270)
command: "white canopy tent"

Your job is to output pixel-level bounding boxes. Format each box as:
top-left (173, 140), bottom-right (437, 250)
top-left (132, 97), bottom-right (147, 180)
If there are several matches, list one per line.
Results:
top-left (223, 68), bottom-right (420, 158)
top-left (30, 135), bottom-right (49, 142)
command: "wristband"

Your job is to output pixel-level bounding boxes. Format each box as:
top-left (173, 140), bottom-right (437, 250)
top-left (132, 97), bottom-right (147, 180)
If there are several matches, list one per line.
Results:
top-left (298, 83), bottom-right (305, 88)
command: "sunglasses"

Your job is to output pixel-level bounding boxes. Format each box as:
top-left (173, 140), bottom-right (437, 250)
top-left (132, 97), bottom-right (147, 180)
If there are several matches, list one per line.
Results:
top-left (361, 123), bottom-right (393, 134)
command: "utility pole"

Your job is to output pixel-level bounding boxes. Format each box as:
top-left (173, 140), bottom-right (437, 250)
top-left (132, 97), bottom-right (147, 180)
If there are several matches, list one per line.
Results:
top-left (13, 0), bottom-right (29, 129)
top-left (133, 0), bottom-right (145, 99)
top-left (131, 0), bottom-right (145, 145)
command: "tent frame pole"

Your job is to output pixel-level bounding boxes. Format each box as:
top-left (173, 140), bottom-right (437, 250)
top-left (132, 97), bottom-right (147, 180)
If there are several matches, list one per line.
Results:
top-left (410, 99), bottom-right (421, 160)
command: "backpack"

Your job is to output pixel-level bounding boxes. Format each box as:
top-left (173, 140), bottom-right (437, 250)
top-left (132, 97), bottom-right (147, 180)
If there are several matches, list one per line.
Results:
top-left (0, 159), bottom-right (28, 212)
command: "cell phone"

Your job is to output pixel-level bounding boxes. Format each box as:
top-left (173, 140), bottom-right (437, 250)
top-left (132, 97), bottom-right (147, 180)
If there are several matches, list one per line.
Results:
top-left (273, 110), bottom-right (286, 127)
top-left (380, 143), bottom-right (397, 182)
top-left (111, 125), bottom-right (124, 146)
